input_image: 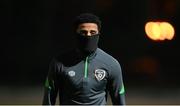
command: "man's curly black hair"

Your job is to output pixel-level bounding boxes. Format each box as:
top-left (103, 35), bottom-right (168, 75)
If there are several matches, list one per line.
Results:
top-left (73, 13), bottom-right (101, 31)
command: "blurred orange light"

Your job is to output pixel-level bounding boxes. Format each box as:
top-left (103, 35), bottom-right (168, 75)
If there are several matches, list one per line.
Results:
top-left (159, 22), bottom-right (175, 40)
top-left (145, 21), bottom-right (175, 41)
top-left (145, 22), bottom-right (161, 40)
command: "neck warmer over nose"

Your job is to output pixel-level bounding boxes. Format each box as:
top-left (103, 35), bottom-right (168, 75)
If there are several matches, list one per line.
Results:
top-left (76, 34), bottom-right (99, 55)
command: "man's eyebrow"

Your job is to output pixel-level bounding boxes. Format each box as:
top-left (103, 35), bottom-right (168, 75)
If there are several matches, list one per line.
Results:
top-left (90, 30), bottom-right (97, 32)
top-left (80, 30), bottom-right (88, 32)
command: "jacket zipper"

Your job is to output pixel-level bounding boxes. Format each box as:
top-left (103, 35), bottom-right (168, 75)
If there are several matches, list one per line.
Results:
top-left (84, 56), bottom-right (89, 78)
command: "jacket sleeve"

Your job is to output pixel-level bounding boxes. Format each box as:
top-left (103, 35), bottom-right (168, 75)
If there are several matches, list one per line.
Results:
top-left (108, 60), bottom-right (125, 105)
top-left (42, 58), bottom-right (59, 105)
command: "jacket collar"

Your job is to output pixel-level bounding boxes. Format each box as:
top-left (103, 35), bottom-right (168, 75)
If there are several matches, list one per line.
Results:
top-left (76, 48), bottom-right (98, 61)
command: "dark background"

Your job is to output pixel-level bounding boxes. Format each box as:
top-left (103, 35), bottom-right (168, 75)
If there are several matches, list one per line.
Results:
top-left (0, 0), bottom-right (180, 104)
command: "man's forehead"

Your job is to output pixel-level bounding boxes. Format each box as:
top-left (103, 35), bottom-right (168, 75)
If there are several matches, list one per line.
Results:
top-left (78, 23), bottom-right (98, 29)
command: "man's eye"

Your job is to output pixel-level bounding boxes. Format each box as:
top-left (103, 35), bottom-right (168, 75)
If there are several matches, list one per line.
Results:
top-left (91, 31), bottom-right (98, 35)
top-left (79, 30), bottom-right (87, 35)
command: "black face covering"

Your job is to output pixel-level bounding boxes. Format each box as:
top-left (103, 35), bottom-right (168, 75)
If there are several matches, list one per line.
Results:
top-left (76, 34), bottom-right (99, 55)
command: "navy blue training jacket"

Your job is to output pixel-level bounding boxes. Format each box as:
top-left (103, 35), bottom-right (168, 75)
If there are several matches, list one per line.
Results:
top-left (43, 48), bottom-right (125, 105)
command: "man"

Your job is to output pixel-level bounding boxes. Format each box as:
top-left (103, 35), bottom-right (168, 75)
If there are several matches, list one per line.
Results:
top-left (43, 13), bottom-right (125, 105)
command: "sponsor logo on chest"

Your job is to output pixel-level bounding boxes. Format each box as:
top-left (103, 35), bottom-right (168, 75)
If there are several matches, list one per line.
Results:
top-left (68, 70), bottom-right (76, 77)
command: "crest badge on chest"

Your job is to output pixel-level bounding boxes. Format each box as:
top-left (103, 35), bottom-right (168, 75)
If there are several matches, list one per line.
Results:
top-left (94, 69), bottom-right (106, 81)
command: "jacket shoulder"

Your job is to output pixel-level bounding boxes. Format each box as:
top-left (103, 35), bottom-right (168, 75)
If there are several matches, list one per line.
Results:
top-left (96, 48), bottom-right (119, 64)
top-left (54, 49), bottom-right (82, 67)
top-left (96, 48), bottom-right (121, 70)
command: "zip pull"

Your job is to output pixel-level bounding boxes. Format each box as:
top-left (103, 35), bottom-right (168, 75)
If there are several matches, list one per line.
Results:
top-left (84, 56), bottom-right (89, 78)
